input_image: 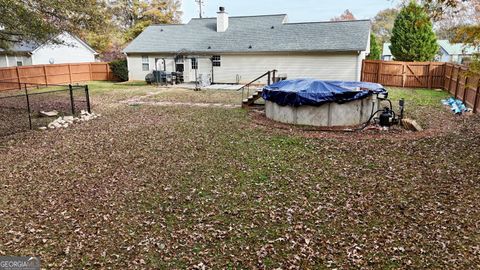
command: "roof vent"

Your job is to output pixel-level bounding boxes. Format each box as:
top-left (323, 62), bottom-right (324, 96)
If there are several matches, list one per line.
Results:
top-left (248, 45), bottom-right (253, 49)
top-left (160, 29), bottom-right (164, 32)
top-left (271, 26), bottom-right (275, 29)
top-left (208, 46), bottom-right (212, 49)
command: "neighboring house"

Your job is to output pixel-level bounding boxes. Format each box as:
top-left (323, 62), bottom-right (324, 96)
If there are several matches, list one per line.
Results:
top-left (123, 7), bottom-right (371, 83)
top-left (382, 43), bottom-right (393, 61)
top-left (382, 40), bottom-right (479, 63)
top-left (0, 32), bottom-right (98, 67)
top-left (437, 40), bottom-right (478, 64)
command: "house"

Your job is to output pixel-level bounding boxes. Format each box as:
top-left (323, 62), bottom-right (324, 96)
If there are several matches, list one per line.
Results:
top-left (382, 40), bottom-right (479, 64)
top-left (437, 40), bottom-right (478, 64)
top-left (382, 43), bottom-right (393, 61)
top-left (123, 7), bottom-right (371, 84)
top-left (0, 32), bottom-right (97, 67)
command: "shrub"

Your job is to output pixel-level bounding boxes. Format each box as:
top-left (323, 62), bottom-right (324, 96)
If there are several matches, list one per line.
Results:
top-left (109, 59), bottom-right (128, 81)
top-left (390, 1), bottom-right (438, 61)
top-left (367, 33), bottom-right (382, 60)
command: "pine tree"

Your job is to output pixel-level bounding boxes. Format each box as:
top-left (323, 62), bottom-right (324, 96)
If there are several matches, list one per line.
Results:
top-left (390, 1), bottom-right (439, 61)
top-left (367, 33), bottom-right (382, 60)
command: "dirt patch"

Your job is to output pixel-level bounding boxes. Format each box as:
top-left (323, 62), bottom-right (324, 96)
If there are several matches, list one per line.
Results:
top-left (123, 100), bottom-right (241, 109)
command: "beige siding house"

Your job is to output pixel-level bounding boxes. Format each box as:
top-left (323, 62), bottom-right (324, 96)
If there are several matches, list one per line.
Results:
top-left (124, 8), bottom-right (371, 84)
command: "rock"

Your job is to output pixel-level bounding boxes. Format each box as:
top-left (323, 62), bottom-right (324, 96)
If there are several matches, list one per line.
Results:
top-left (38, 127), bottom-right (47, 130)
top-left (53, 122), bottom-right (63, 128)
top-left (401, 118), bottom-right (423, 132)
top-left (39, 110), bottom-right (59, 117)
top-left (64, 116), bottom-right (74, 122)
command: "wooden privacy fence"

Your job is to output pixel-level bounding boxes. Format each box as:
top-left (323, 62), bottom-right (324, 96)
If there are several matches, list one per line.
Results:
top-left (362, 60), bottom-right (480, 113)
top-left (0, 62), bottom-right (115, 91)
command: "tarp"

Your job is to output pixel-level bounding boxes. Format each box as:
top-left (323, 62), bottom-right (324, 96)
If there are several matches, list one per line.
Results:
top-left (262, 79), bottom-right (388, 107)
top-left (441, 97), bottom-right (469, 114)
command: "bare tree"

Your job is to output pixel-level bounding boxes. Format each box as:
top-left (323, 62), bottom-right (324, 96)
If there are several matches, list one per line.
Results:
top-left (330, 10), bottom-right (356, 21)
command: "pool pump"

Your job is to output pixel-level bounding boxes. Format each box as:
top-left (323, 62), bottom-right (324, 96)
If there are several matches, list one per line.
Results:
top-left (379, 107), bottom-right (394, 127)
top-left (361, 95), bottom-right (405, 130)
top-left (378, 98), bottom-right (405, 128)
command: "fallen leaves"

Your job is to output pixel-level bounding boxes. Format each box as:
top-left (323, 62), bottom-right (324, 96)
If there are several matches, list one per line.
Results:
top-left (0, 85), bottom-right (479, 268)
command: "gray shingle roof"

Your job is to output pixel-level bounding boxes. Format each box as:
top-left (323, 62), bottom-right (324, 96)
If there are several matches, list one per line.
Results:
top-left (123, 15), bottom-right (371, 54)
top-left (437, 40), bottom-right (478, 55)
top-left (0, 33), bottom-right (96, 54)
top-left (0, 41), bottom-right (40, 53)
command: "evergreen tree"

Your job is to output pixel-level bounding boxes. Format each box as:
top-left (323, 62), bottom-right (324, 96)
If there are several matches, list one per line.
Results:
top-left (367, 33), bottom-right (382, 60)
top-left (390, 1), bottom-right (439, 61)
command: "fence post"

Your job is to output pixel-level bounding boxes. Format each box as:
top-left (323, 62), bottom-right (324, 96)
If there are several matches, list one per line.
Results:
top-left (43, 65), bottom-right (48, 87)
top-left (474, 78), bottom-right (480, 113)
top-left (89, 63), bottom-right (93, 81)
top-left (427, 62), bottom-right (432, 89)
top-left (16, 66), bottom-right (21, 90)
top-left (267, 71), bottom-right (271, 85)
top-left (272, 70), bottom-right (277, 83)
top-left (463, 75), bottom-right (469, 103)
top-left (447, 64), bottom-right (454, 91)
top-left (85, 85), bottom-right (91, 114)
top-left (106, 63), bottom-right (110, 81)
top-left (68, 64), bottom-right (72, 84)
top-left (448, 64), bottom-right (456, 94)
top-left (454, 67), bottom-right (461, 99)
top-left (69, 84), bottom-right (75, 115)
top-left (24, 83), bottom-right (32, 130)
top-left (377, 62), bottom-right (382, 83)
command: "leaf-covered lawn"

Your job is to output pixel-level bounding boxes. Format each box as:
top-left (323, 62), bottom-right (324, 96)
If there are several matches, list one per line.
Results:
top-left (0, 82), bottom-right (478, 269)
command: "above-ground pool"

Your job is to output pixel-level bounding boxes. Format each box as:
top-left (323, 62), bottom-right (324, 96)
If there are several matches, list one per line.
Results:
top-left (262, 79), bottom-right (387, 127)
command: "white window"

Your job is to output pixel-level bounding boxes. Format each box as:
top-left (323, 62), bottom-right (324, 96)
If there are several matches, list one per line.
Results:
top-left (142, 56), bottom-right (149, 71)
top-left (16, 61), bottom-right (23, 66)
top-left (191, 58), bottom-right (198, 70)
top-left (212, 55), bottom-right (221, 67)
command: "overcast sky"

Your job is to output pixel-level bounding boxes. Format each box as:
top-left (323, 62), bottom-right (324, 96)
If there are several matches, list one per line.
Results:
top-left (181, 0), bottom-right (400, 23)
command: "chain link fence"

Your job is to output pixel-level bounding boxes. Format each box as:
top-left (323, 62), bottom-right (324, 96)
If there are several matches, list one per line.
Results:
top-left (0, 82), bottom-right (91, 136)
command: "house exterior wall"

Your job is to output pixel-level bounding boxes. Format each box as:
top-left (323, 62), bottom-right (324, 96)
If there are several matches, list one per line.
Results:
top-left (127, 52), bottom-right (364, 83)
top-left (382, 55), bottom-right (392, 61)
top-left (0, 54), bottom-right (33, 67)
top-left (127, 54), bottom-right (174, 81)
top-left (31, 33), bottom-right (96, 65)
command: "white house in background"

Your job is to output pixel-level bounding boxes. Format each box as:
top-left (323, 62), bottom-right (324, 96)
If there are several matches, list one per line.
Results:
top-left (437, 40), bottom-right (478, 64)
top-left (0, 32), bottom-right (98, 67)
top-left (123, 7), bottom-right (371, 83)
top-left (382, 43), bottom-right (393, 61)
top-left (382, 40), bottom-right (479, 64)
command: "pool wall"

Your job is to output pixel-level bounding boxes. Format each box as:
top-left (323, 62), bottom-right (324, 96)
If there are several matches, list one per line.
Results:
top-left (265, 96), bottom-right (379, 127)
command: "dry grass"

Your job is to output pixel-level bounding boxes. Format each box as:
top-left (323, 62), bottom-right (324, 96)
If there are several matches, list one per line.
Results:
top-left (0, 82), bottom-right (478, 269)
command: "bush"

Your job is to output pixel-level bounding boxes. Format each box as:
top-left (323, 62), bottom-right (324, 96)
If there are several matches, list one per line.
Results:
top-left (109, 59), bottom-right (128, 81)
top-left (367, 33), bottom-right (381, 60)
top-left (390, 1), bottom-right (438, 61)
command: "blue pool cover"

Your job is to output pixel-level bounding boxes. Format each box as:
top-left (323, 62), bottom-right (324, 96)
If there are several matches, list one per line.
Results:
top-left (262, 79), bottom-right (388, 107)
